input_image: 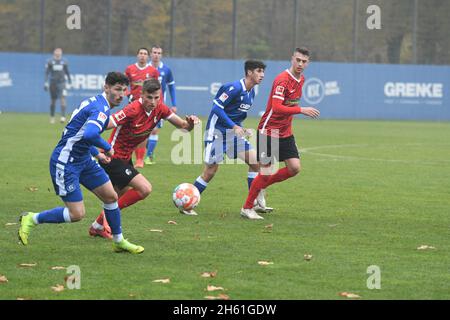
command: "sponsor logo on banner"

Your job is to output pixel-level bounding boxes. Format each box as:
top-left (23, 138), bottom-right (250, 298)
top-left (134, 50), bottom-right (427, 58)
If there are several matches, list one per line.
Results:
top-left (66, 74), bottom-right (106, 97)
top-left (384, 82), bottom-right (444, 105)
top-left (303, 78), bottom-right (341, 105)
top-left (0, 72), bottom-right (13, 88)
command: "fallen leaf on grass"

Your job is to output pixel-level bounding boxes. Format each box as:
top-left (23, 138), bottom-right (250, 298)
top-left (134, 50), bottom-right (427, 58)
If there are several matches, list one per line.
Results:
top-left (5, 223), bottom-right (17, 226)
top-left (417, 245), bottom-right (436, 250)
top-left (50, 266), bottom-right (66, 270)
top-left (27, 187), bottom-right (38, 192)
top-left (200, 271), bottom-right (217, 278)
top-left (258, 261), bottom-right (274, 266)
top-left (204, 294), bottom-right (230, 300)
top-left (339, 292), bottom-right (361, 299)
top-left (304, 254), bottom-right (313, 261)
top-left (18, 263), bottom-right (37, 268)
top-left (153, 278), bottom-right (170, 284)
top-left (0, 275), bottom-right (8, 283)
top-left (167, 220), bottom-right (177, 225)
top-left (264, 224), bottom-right (273, 230)
top-left (149, 229), bottom-right (163, 233)
top-left (206, 285), bottom-right (224, 292)
top-left (51, 284), bottom-right (65, 292)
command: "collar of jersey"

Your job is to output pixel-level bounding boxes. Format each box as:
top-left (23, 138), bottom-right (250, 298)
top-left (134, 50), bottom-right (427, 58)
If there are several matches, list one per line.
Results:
top-left (149, 61), bottom-right (163, 69)
top-left (240, 78), bottom-right (249, 92)
top-left (138, 98), bottom-right (153, 116)
top-left (101, 92), bottom-right (111, 109)
top-left (135, 63), bottom-right (149, 70)
top-left (285, 69), bottom-right (302, 83)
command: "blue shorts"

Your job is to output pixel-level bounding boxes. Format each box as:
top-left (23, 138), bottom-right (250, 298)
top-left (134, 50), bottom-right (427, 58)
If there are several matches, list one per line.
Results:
top-left (204, 131), bottom-right (252, 165)
top-left (156, 119), bottom-right (164, 129)
top-left (49, 157), bottom-right (110, 202)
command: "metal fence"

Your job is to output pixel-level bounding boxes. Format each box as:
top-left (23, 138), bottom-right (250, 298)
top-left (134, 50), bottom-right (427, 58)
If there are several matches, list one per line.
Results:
top-left (1, 0), bottom-right (449, 64)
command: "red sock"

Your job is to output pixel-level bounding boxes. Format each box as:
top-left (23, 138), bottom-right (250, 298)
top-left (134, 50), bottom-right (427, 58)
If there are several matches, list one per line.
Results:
top-left (95, 189), bottom-right (144, 222)
top-left (95, 211), bottom-right (105, 224)
top-left (243, 174), bottom-right (270, 209)
top-left (135, 147), bottom-right (146, 161)
top-left (243, 167), bottom-right (295, 209)
top-left (118, 189), bottom-right (144, 209)
top-left (266, 167), bottom-right (295, 185)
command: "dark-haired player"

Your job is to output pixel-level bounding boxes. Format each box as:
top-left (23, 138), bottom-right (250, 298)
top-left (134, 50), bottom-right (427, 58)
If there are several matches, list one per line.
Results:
top-left (240, 48), bottom-right (320, 219)
top-left (185, 60), bottom-right (271, 218)
top-left (18, 72), bottom-right (144, 254)
top-left (89, 78), bottom-right (199, 239)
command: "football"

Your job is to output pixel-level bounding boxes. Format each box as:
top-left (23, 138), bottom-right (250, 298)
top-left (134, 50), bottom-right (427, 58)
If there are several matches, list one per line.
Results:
top-left (172, 183), bottom-right (201, 211)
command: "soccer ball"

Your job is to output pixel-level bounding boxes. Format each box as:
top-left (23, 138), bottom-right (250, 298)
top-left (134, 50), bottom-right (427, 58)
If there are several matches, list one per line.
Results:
top-left (172, 183), bottom-right (201, 211)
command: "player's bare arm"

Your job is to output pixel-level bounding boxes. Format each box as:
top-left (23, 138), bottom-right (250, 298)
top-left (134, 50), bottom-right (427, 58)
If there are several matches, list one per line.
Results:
top-left (168, 114), bottom-right (200, 131)
top-left (300, 107), bottom-right (320, 118)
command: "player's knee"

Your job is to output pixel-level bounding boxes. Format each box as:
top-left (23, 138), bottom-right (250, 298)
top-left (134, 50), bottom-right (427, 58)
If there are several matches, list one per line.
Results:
top-left (69, 208), bottom-right (85, 222)
top-left (103, 192), bottom-right (119, 204)
top-left (139, 183), bottom-right (152, 198)
top-left (288, 163), bottom-right (301, 176)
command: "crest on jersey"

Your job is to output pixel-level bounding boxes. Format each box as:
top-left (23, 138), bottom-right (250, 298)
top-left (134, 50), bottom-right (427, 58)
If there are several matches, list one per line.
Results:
top-left (115, 110), bottom-right (126, 121)
top-left (219, 93), bottom-right (229, 103)
top-left (97, 112), bottom-right (107, 124)
top-left (275, 86), bottom-right (285, 96)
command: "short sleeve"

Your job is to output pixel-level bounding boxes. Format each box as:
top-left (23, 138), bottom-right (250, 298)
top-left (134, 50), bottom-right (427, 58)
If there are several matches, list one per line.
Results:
top-left (87, 109), bottom-right (109, 131)
top-left (110, 103), bottom-right (138, 127)
top-left (160, 103), bottom-right (174, 120)
top-left (213, 84), bottom-right (240, 109)
top-left (272, 78), bottom-right (288, 102)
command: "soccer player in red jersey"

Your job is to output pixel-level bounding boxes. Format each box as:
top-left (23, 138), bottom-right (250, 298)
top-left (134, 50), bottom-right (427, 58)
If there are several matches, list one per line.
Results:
top-left (240, 47), bottom-right (320, 219)
top-left (124, 47), bottom-right (160, 168)
top-left (89, 78), bottom-right (199, 238)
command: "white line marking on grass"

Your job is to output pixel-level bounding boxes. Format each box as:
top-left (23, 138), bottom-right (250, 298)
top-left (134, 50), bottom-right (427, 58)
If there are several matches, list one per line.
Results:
top-left (300, 143), bottom-right (450, 166)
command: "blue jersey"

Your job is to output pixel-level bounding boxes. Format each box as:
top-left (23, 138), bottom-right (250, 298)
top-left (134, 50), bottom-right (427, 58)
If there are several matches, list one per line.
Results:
top-left (52, 93), bottom-right (111, 164)
top-left (205, 79), bottom-right (255, 139)
top-left (148, 61), bottom-right (175, 104)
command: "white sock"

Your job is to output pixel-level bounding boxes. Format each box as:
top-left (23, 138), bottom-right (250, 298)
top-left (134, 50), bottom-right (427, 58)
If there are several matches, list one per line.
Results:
top-left (113, 233), bottom-right (124, 243)
top-left (92, 221), bottom-right (104, 230)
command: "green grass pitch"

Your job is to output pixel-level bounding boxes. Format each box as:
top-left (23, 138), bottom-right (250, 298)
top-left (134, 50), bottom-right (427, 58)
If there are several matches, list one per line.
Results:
top-left (0, 113), bottom-right (449, 299)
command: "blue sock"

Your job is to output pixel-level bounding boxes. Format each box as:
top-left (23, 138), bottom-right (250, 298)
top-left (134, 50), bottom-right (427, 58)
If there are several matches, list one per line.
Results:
top-left (146, 135), bottom-right (159, 157)
top-left (35, 207), bottom-right (71, 224)
top-left (194, 176), bottom-right (208, 194)
top-left (103, 202), bottom-right (122, 236)
top-left (247, 172), bottom-right (258, 189)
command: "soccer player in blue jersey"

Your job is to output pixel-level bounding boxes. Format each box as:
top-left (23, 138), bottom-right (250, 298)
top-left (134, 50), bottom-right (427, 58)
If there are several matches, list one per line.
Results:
top-left (18, 72), bottom-right (144, 254)
top-left (142, 45), bottom-right (177, 165)
top-left (183, 60), bottom-right (271, 218)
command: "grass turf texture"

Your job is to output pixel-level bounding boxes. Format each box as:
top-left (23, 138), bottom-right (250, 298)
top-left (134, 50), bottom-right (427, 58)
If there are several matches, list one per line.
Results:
top-left (0, 113), bottom-right (449, 300)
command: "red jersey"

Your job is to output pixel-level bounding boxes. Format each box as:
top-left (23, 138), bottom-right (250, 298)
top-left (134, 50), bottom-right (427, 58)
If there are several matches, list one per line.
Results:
top-left (124, 63), bottom-right (159, 100)
top-left (109, 99), bottom-right (174, 161)
top-left (258, 69), bottom-right (305, 138)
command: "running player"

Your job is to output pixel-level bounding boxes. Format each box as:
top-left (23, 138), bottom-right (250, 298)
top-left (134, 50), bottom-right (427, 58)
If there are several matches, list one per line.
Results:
top-left (143, 45), bottom-right (178, 165)
top-left (124, 47), bottom-right (160, 168)
top-left (18, 72), bottom-right (144, 253)
top-left (240, 47), bottom-right (320, 219)
top-left (89, 78), bottom-right (199, 238)
top-left (183, 60), bottom-right (271, 217)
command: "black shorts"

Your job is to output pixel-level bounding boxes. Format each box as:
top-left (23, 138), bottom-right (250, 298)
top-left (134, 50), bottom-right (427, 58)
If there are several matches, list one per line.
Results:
top-left (50, 82), bottom-right (65, 100)
top-left (99, 158), bottom-right (139, 190)
top-left (257, 133), bottom-right (300, 165)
